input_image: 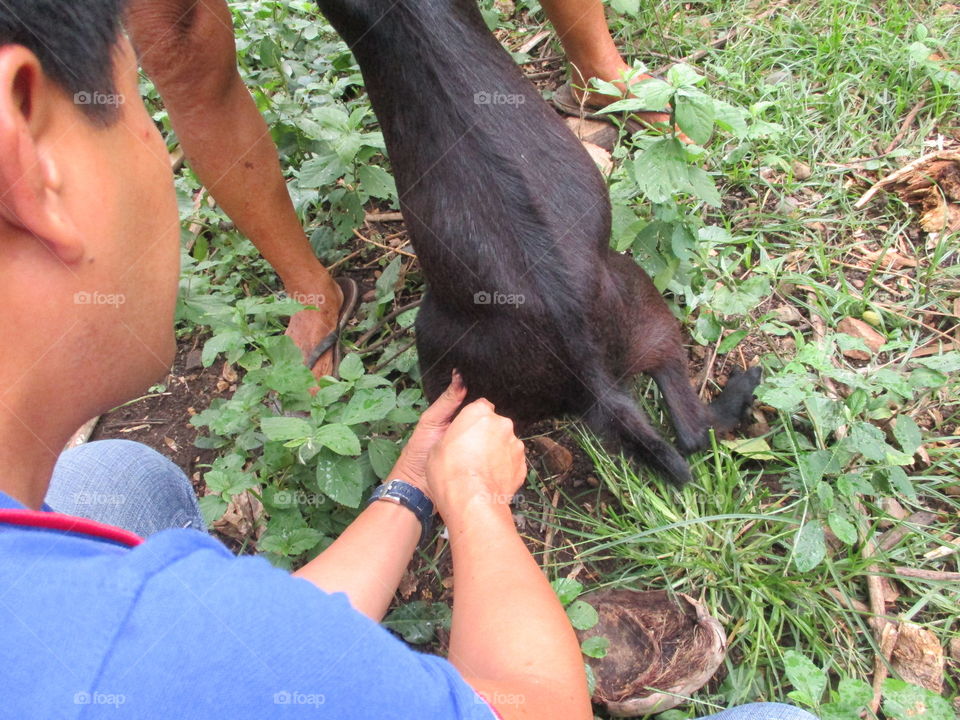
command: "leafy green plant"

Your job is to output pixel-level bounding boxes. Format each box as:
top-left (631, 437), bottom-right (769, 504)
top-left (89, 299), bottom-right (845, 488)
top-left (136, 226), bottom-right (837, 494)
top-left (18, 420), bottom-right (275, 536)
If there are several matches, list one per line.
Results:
top-left (551, 578), bottom-right (607, 695)
top-left (383, 601), bottom-right (452, 644)
top-left (784, 651), bottom-right (954, 720)
top-left (595, 62), bottom-right (783, 297)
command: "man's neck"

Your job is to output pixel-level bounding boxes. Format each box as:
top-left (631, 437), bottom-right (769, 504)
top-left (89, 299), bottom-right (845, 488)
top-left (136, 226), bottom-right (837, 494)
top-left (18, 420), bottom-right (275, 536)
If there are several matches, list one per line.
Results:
top-left (0, 393), bottom-right (66, 510)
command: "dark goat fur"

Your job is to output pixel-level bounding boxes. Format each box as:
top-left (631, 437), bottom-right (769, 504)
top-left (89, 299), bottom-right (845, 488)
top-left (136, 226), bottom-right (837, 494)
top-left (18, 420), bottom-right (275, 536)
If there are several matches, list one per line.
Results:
top-left (315, 0), bottom-right (760, 484)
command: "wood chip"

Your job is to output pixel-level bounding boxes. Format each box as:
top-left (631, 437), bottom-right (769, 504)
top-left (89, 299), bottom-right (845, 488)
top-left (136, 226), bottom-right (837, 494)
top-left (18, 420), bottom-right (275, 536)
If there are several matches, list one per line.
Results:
top-left (530, 436), bottom-right (574, 476)
top-left (518, 29), bottom-right (550, 55)
top-left (582, 141), bottom-right (614, 175)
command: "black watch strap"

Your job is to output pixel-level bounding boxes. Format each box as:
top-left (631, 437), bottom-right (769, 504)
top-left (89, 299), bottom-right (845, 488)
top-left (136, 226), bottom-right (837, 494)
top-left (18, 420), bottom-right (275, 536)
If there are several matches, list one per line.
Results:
top-left (367, 480), bottom-right (435, 546)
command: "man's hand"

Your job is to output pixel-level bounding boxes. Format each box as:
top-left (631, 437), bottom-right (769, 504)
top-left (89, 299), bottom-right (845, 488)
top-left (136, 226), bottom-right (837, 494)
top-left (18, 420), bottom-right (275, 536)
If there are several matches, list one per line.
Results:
top-left (425, 399), bottom-right (527, 522)
top-left (387, 371), bottom-right (468, 494)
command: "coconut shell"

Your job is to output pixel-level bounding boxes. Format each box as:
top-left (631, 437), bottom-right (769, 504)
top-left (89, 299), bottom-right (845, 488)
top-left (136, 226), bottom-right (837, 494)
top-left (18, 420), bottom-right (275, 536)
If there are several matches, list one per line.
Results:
top-left (575, 589), bottom-right (727, 716)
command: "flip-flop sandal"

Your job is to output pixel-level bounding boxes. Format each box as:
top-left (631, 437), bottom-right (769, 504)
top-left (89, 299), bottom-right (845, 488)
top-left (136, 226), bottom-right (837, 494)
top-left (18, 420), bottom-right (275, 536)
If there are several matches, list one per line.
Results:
top-left (304, 277), bottom-right (359, 378)
top-left (552, 80), bottom-right (671, 135)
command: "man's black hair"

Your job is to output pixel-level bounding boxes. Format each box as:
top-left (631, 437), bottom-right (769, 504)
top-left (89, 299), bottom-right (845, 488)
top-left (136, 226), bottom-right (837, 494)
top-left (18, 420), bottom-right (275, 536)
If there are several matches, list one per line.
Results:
top-left (0, 0), bottom-right (127, 124)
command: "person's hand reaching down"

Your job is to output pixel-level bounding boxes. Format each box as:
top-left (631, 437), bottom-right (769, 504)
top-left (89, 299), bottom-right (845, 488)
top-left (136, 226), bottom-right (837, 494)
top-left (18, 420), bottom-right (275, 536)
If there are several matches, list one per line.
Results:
top-left (425, 398), bottom-right (527, 523)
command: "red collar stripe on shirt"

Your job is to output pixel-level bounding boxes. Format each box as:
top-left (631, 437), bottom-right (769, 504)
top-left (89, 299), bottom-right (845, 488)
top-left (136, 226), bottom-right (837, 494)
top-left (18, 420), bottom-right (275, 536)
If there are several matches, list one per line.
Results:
top-left (0, 509), bottom-right (143, 548)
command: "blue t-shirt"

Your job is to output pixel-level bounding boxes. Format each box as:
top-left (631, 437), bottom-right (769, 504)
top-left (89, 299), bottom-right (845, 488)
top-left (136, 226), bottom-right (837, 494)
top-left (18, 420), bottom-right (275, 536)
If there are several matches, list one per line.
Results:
top-left (0, 491), bottom-right (497, 719)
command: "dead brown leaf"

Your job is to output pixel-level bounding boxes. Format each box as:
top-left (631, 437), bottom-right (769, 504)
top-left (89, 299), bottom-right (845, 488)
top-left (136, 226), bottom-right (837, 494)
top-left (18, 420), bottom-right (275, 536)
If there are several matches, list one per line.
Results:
top-left (212, 491), bottom-right (265, 545)
top-left (891, 622), bottom-right (945, 694)
top-left (837, 317), bottom-right (886, 359)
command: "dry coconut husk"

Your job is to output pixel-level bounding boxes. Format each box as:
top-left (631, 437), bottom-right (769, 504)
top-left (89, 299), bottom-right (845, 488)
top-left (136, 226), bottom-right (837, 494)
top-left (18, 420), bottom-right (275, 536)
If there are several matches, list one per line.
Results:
top-left (855, 150), bottom-right (960, 233)
top-left (575, 589), bottom-right (727, 716)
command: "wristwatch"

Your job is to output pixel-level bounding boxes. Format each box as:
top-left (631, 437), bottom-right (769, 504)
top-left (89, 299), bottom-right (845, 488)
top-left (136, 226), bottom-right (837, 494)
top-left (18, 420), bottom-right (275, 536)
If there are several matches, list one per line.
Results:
top-left (367, 479), bottom-right (435, 547)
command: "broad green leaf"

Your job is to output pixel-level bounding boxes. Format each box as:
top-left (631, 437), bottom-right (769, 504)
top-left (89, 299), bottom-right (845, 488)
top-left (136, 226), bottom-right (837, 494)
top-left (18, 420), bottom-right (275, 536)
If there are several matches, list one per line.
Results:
top-left (756, 375), bottom-right (810, 412)
top-left (315, 449), bottom-right (366, 508)
top-left (713, 99), bottom-right (750, 138)
top-left (885, 466), bottom-right (917, 501)
top-left (600, 77), bottom-right (674, 114)
top-left (783, 650), bottom-right (826, 707)
top-left (912, 351), bottom-right (960, 373)
top-left (368, 437), bottom-right (402, 479)
top-left (828, 511), bottom-right (858, 545)
top-left (376, 255), bottom-right (403, 303)
top-left (667, 62), bottom-right (705, 88)
top-left (261, 416), bottom-right (313, 442)
top-left (835, 677), bottom-right (874, 709)
top-left (566, 600), bottom-right (600, 631)
top-left (892, 415), bottom-right (922, 455)
top-left (711, 275), bottom-right (771, 316)
top-left (686, 165), bottom-right (722, 207)
top-left (581, 636), bottom-right (610, 658)
top-left (847, 422), bottom-right (890, 462)
top-left (383, 601), bottom-right (452, 644)
top-left (259, 36), bottom-right (281, 67)
top-left (675, 89), bottom-right (715, 144)
top-left (198, 495), bottom-right (228, 526)
top-left (551, 578), bottom-right (584, 606)
top-left (721, 436), bottom-right (775, 460)
top-left (718, 329), bottom-right (748, 354)
top-left (793, 521), bottom-right (826, 572)
top-left (314, 423), bottom-right (361, 456)
top-left (357, 164), bottom-right (397, 200)
top-left (694, 312), bottom-right (722, 343)
top-left (202, 331), bottom-right (244, 367)
top-left (882, 678), bottom-right (953, 720)
top-left (610, 0), bottom-right (640, 15)
top-left (630, 137), bottom-right (692, 204)
top-left (340, 387), bottom-right (397, 425)
top-left (837, 473), bottom-right (876, 498)
top-left (338, 354), bottom-right (365, 382)
top-left (907, 41), bottom-right (933, 64)
top-left (285, 528), bottom-right (325, 555)
top-left (299, 155), bottom-right (347, 188)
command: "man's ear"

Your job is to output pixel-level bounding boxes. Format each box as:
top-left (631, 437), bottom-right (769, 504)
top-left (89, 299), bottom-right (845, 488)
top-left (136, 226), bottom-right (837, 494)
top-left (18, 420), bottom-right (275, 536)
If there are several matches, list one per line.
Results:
top-left (0, 45), bottom-right (84, 264)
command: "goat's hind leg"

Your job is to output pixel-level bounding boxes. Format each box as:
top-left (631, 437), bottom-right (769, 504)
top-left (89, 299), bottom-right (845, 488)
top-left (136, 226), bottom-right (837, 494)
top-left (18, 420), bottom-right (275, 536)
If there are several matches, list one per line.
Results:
top-left (648, 350), bottom-right (761, 456)
top-left (617, 256), bottom-right (759, 455)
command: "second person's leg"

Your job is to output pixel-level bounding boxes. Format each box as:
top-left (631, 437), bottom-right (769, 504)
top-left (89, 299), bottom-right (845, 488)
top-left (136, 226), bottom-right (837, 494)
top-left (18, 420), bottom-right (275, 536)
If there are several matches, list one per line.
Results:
top-left (126, 0), bottom-right (344, 378)
top-left (540, 0), bottom-right (671, 125)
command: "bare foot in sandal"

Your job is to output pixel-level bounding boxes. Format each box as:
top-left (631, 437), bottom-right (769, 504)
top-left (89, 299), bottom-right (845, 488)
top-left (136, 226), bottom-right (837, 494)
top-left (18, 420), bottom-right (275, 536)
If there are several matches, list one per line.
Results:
top-left (571, 63), bottom-right (672, 129)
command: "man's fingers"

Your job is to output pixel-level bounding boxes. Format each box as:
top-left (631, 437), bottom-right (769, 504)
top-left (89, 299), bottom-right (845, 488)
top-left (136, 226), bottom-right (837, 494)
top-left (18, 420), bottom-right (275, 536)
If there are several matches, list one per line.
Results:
top-left (421, 370), bottom-right (469, 426)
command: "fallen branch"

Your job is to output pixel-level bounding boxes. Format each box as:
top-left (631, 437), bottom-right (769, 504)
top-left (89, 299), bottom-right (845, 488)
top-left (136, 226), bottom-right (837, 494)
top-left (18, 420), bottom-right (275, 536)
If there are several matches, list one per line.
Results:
top-left (857, 500), bottom-right (893, 714)
top-left (882, 100), bottom-right (926, 155)
top-left (355, 300), bottom-right (423, 349)
top-left (352, 228), bottom-right (417, 259)
top-left (541, 488), bottom-right (562, 572)
top-left (893, 567), bottom-right (960, 582)
top-left (853, 150), bottom-right (960, 209)
top-left (870, 622), bottom-right (899, 715)
top-left (878, 511), bottom-right (938, 553)
top-left (370, 338), bottom-right (417, 374)
top-left (364, 211), bottom-right (405, 223)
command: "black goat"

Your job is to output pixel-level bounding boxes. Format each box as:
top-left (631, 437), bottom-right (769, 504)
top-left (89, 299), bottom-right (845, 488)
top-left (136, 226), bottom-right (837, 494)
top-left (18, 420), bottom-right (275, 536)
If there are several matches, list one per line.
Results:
top-left (315, 0), bottom-right (760, 484)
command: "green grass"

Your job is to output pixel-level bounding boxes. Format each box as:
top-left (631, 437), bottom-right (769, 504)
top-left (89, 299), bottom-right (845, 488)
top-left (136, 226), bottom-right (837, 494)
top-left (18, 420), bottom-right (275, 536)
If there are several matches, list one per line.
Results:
top-left (156, 0), bottom-right (960, 716)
